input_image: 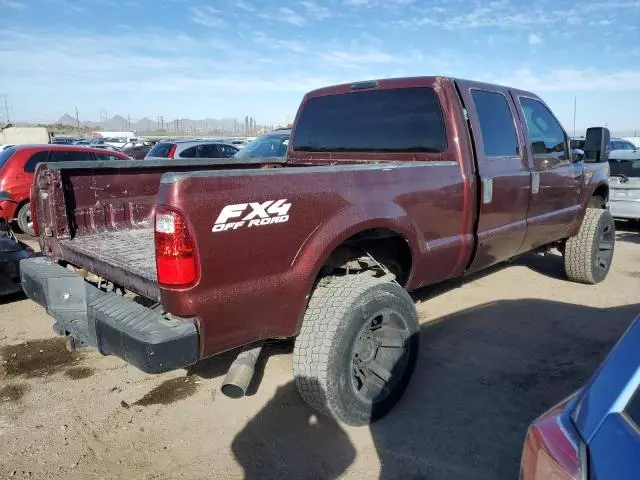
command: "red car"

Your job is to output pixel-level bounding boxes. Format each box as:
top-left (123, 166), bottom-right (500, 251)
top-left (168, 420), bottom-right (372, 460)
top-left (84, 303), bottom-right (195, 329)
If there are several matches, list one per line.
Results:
top-left (0, 145), bottom-right (129, 235)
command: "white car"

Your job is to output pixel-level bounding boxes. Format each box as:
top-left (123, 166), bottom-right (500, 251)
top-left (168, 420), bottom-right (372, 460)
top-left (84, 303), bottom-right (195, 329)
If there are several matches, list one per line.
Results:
top-left (609, 138), bottom-right (640, 161)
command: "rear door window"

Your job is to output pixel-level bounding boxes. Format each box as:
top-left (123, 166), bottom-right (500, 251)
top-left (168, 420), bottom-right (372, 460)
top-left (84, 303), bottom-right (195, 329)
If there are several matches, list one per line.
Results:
top-left (93, 153), bottom-right (122, 161)
top-left (218, 144), bottom-right (238, 157)
top-left (24, 151), bottom-right (50, 173)
top-left (471, 90), bottom-right (519, 157)
top-left (197, 144), bottom-right (221, 158)
top-left (147, 143), bottom-right (175, 158)
top-left (179, 146), bottom-right (197, 158)
top-left (292, 87), bottom-right (447, 153)
top-left (49, 151), bottom-right (92, 163)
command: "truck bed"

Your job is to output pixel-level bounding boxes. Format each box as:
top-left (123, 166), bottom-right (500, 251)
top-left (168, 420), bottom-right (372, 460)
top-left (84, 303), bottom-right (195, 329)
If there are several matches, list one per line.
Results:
top-left (32, 159), bottom-right (283, 302)
top-left (59, 226), bottom-right (159, 300)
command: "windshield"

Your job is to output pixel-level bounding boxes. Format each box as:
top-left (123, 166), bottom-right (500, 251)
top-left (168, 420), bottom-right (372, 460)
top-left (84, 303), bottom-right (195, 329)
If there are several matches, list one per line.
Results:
top-left (234, 134), bottom-right (289, 158)
top-left (0, 146), bottom-right (16, 170)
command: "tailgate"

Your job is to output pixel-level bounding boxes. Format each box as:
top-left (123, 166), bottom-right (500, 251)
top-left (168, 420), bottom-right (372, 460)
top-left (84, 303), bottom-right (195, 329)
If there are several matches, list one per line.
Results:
top-left (32, 158), bottom-right (272, 299)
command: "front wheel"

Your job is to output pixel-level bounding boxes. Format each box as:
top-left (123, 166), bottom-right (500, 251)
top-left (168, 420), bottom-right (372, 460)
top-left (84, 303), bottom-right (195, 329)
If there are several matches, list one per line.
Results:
top-left (564, 208), bottom-right (615, 284)
top-left (16, 202), bottom-right (34, 236)
top-left (293, 274), bottom-right (419, 426)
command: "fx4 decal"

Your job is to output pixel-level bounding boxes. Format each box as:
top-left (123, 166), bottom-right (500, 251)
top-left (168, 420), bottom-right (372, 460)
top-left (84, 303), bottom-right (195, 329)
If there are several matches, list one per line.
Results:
top-left (212, 199), bottom-right (291, 232)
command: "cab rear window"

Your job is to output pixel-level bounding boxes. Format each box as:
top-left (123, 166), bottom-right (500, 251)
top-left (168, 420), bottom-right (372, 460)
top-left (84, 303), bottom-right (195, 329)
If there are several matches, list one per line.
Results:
top-left (292, 87), bottom-right (447, 153)
top-left (147, 143), bottom-right (175, 158)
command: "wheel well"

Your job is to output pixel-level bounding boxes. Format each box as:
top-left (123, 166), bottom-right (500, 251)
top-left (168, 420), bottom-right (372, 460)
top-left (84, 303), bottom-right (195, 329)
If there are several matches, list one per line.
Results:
top-left (591, 185), bottom-right (608, 207)
top-left (317, 228), bottom-right (413, 286)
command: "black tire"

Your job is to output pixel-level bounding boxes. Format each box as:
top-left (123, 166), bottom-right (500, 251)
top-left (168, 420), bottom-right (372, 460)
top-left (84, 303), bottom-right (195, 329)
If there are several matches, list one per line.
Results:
top-left (293, 273), bottom-right (419, 426)
top-left (16, 202), bottom-right (34, 236)
top-left (588, 195), bottom-right (605, 209)
top-left (564, 208), bottom-right (615, 284)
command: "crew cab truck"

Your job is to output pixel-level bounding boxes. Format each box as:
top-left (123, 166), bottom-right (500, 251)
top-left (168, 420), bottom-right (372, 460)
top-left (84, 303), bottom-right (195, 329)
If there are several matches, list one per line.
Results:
top-left (21, 77), bottom-right (613, 426)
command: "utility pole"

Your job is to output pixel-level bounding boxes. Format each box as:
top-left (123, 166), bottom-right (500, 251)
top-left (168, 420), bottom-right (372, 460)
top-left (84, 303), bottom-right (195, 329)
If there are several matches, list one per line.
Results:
top-left (572, 96), bottom-right (577, 138)
top-left (0, 95), bottom-right (10, 123)
top-left (75, 107), bottom-right (80, 133)
top-left (127, 114), bottom-right (131, 129)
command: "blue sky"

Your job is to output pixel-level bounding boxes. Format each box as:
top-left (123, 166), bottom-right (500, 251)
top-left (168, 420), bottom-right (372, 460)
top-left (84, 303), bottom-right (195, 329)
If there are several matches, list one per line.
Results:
top-left (0, 0), bottom-right (639, 133)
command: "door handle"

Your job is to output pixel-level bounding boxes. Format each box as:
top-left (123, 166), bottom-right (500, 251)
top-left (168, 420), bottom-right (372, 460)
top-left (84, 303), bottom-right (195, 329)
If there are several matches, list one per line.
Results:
top-left (532, 172), bottom-right (540, 194)
top-left (482, 178), bottom-right (493, 204)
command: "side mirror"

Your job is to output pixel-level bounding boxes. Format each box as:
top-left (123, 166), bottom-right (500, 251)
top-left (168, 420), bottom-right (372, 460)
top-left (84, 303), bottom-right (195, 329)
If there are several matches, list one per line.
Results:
top-left (584, 127), bottom-right (610, 163)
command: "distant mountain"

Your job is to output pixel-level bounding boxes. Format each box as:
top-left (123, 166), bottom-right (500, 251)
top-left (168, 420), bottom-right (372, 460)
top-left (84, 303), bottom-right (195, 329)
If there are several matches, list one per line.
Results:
top-left (52, 114), bottom-right (267, 134)
top-left (133, 117), bottom-right (157, 131)
top-left (102, 115), bottom-right (129, 131)
top-left (57, 114), bottom-right (77, 126)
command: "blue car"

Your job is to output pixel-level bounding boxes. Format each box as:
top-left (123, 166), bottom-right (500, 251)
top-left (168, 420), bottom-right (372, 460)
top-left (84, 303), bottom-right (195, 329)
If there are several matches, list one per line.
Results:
top-left (521, 314), bottom-right (640, 479)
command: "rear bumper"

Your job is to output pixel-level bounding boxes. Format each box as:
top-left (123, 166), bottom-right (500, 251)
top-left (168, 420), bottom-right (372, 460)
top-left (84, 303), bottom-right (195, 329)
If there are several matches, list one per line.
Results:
top-left (609, 198), bottom-right (640, 219)
top-left (20, 256), bottom-right (199, 373)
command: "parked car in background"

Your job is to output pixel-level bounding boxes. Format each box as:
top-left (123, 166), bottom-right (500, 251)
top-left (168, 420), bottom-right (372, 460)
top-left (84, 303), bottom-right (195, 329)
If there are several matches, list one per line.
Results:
top-left (51, 137), bottom-right (77, 145)
top-left (0, 145), bottom-right (129, 235)
top-left (91, 131), bottom-right (137, 149)
top-left (121, 144), bottom-right (151, 160)
top-left (609, 137), bottom-right (640, 161)
top-left (144, 140), bottom-right (238, 160)
top-left (73, 139), bottom-right (91, 145)
top-left (521, 314), bottom-right (640, 480)
top-left (609, 156), bottom-right (640, 222)
top-left (234, 129), bottom-right (290, 159)
top-left (0, 191), bottom-right (34, 295)
top-left (87, 140), bottom-right (120, 151)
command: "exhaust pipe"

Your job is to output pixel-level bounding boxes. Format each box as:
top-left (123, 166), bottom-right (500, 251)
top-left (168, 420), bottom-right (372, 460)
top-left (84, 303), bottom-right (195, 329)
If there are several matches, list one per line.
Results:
top-left (221, 345), bottom-right (263, 398)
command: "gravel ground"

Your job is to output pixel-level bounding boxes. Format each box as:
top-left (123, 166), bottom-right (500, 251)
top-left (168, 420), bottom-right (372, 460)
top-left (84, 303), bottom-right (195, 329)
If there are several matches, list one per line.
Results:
top-left (1, 225), bottom-right (639, 480)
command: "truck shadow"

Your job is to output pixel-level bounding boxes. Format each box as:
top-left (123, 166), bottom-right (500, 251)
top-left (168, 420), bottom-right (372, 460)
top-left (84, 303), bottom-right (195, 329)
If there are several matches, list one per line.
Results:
top-left (615, 221), bottom-right (640, 244)
top-left (231, 299), bottom-right (639, 479)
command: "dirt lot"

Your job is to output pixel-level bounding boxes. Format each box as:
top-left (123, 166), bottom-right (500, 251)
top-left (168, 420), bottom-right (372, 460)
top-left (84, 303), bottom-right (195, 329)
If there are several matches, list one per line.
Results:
top-left (1, 225), bottom-right (639, 480)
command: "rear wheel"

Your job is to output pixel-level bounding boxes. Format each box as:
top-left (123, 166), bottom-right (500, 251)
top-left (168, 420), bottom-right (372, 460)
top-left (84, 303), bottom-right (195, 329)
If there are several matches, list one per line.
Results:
top-left (293, 273), bottom-right (419, 426)
top-left (564, 208), bottom-right (615, 284)
top-left (16, 202), bottom-right (34, 236)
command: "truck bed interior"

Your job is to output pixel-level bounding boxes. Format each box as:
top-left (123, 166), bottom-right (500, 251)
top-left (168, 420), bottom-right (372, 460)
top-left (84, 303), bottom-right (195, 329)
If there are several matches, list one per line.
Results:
top-left (58, 226), bottom-right (159, 301)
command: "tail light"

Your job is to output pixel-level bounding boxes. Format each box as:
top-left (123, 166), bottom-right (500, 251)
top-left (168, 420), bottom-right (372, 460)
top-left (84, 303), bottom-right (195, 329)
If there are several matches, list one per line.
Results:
top-left (168, 144), bottom-right (177, 159)
top-left (521, 408), bottom-right (587, 480)
top-left (154, 205), bottom-right (198, 286)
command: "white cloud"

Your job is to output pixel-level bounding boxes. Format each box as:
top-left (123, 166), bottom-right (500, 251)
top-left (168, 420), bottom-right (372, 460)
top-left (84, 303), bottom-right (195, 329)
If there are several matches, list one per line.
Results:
top-left (252, 32), bottom-right (306, 53)
top-left (301, 0), bottom-right (331, 20)
top-left (495, 68), bottom-right (640, 92)
top-left (320, 49), bottom-right (395, 66)
top-left (528, 33), bottom-right (542, 45)
top-left (0, 0), bottom-right (24, 8)
top-left (190, 5), bottom-right (227, 28)
top-left (235, 0), bottom-right (256, 12)
top-left (277, 6), bottom-right (306, 26)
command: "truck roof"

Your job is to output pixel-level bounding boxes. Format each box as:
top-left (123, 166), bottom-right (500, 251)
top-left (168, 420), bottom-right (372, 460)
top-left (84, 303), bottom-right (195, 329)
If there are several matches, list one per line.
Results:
top-left (304, 76), bottom-right (538, 100)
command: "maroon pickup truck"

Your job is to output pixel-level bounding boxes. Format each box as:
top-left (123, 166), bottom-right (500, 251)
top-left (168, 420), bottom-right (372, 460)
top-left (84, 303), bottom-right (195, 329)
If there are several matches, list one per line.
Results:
top-left (21, 76), bottom-right (613, 425)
